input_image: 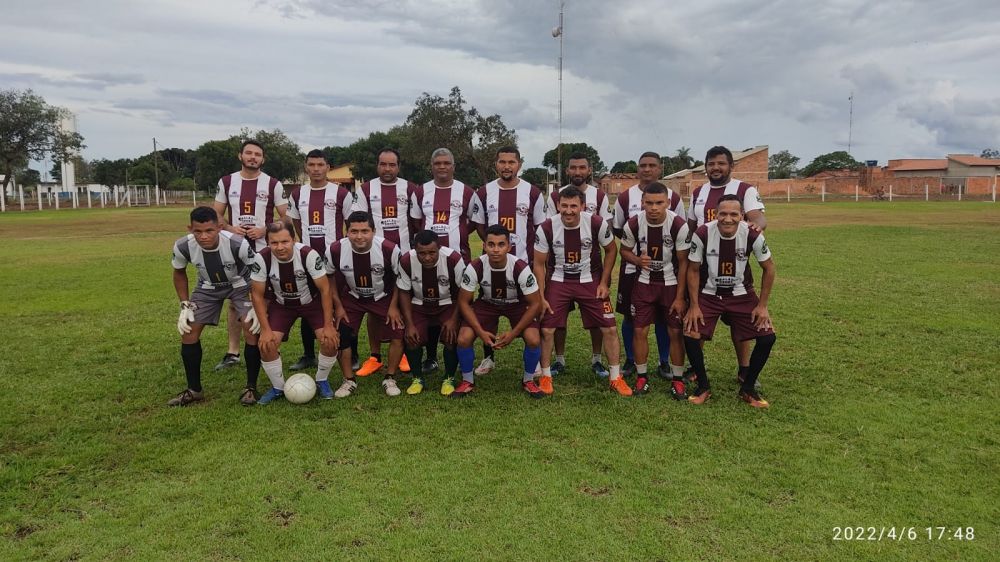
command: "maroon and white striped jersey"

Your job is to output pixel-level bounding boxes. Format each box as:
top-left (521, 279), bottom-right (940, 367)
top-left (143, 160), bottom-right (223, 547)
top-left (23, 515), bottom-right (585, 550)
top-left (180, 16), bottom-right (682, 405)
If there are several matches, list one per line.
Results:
top-left (411, 181), bottom-right (477, 259)
top-left (250, 243), bottom-right (326, 306)
top-left (547, 184), bottom-right (612, 220)
top-left (172, 230), bottom-right (254, 290)
top-left (687, 221), bottom-right (771, 297)
top-left (214, 172), bottom-right (287, 250)
top-left (471, 179), bottom-right (546, 263)
top-left (460, 254), bottom-right (538, 306)
top-left (534, 213), bottom-right (614, 283)
top-left (688, 179), bottom-right (765, 227)
top-left (325, 237), bottom-right (401, 302)
top-left (356, 178), bottom-right (419, 252)
top-left (397, 246), bottom-right (467, 306)
top-left (620, 210), bottom-right (691, 286)
top-left (286, 183), bottom-right (356, 253)
top-left (612, 184), bottom-right (683, 274)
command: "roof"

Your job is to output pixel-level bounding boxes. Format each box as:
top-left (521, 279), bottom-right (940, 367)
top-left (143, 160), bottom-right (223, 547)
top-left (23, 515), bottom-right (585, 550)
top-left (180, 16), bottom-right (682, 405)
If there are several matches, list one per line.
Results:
top-left (890, 159), bottom-right (948, 172)
top-left (947, 154), bottom-right (1000, 167)
top-left (662, 145), bottom-right (768, 179)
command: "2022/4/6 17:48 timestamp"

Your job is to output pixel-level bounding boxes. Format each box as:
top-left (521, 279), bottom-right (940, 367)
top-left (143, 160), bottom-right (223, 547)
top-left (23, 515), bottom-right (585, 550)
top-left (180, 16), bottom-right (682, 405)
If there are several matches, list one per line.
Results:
top-left (832, 527), bottom-right (975, 541)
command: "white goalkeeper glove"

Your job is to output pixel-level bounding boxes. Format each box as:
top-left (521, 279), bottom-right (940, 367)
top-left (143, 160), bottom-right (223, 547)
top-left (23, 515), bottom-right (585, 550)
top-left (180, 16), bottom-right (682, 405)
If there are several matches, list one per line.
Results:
top-left (177, 301), bottom-right (197, 335)
top-left (245, 307), bottom-right (261, 335)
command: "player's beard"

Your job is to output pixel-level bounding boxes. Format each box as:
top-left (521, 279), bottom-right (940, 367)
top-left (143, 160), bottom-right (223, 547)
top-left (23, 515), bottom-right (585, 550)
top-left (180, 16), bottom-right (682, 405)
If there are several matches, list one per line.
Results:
top-left (570, 175), bottom-right (589, 187)
top-left (709, 172), bottom-right (729, 186)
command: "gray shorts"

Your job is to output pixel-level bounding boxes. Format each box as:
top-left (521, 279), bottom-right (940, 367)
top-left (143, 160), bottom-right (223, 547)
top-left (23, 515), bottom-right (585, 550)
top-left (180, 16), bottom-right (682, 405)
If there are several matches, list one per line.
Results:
top-left (190, 285), bottom-right (254, 326)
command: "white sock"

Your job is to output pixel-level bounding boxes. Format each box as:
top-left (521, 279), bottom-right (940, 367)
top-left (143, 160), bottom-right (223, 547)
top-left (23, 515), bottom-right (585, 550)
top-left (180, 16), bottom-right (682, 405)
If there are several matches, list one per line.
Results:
top-left (262, 358), bottom-right (285, 391)
top-left (609, 364), bottom-right (621, 381)
top-left (556, 355), bottom-right (566, 365)
top-left (523, 371), bottom-right (535, 383)
top-left (670, 363), bottom-right (684, 378)
top-left (592, 353), bottom-right (602, 364)
top-left (316, 353), bottom-right (336, 382)
top-left (542, 366), bottom-right (552, 377)
top-left (636, 363), bottom-right (648, 375)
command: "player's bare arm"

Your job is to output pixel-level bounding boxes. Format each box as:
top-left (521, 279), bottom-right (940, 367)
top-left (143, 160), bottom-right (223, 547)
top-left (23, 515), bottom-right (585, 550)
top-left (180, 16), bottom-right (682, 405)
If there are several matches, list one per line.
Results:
top-left (597, 238), bottom-right (617, 300)
top-left (671, 249), bottom-right (690, 318)
top-left (386, 288), bottom-right (404, 331)
top-left (313, 273), bottom-right (339, 349)
top-left (753, 256), bottom-right (776, 330)
top-left (398, 291), bottom-right (421, 348)
top-left (327, 274), bottom-right (348, 328)
top-left (532, 248), bottom-right (553, 315)
top-left (497, 290), bottom-right (541, 348)
top-left (250, 280), bottom-right (280, 355)
top-left (440, 305), bottom-right (460, 347)
top-left (458, 287), bottom-right (495, 347)
top-left (684, 260), bottom-right (704, 334)
top-left (211, 200), bottom-right (240, 235)
top-left (746, 209), bottom-right (767, 232)
top-left (172, 268), bottom-right (190, 302)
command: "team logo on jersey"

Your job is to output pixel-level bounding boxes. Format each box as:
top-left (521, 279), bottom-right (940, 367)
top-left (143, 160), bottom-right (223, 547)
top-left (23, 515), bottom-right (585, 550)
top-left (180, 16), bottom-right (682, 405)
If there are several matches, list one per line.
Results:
top-left (256, 191), bottom-right (269, 202)
top-left (397, 194), bottom-right (409, 205)
top-left (250, 263), bottom-right (261, 274)
top-left (315, 256), bottom-right (326, 270)
top-left (223, 262), bottom-right (235, 271)
top-left (735, 249), bottom-right (747, 261)
top-left (630, 304), bottom-right (636, 316)
top-left (553, 240), bottom-right (563, 248)
top-left (371, 192), bottom-right (380, 201)
top-left (708, 249), bottom-right (718, 256)
top-left (229, 190), bottom-right (239, 198)
top-left (438, 275), bottom-right (450, 287)
top-left (324, 199), bottom-right (337, 210)
top-left (761, 242), bottom-right (769, 254)
top-left (524, 275), bottom-right (536, 288)
top-left (462, 273), bottom-right (471, 285)
top-left (586, 203), bottom-right (597, 213)
top-left (689, 241), bottom-right (698, 254)
top-left (481, 279), bottom-right (490, 287)
top-left (506, 279), bottom-right (516, 289)
top-left (488, 204), bottom-right (497, 212)
top-left (371, 264), bottom-right (385, 276)
top-left (473, 202), bottom-right (482, 214)
top-left (450, 199), bottom-right (463, 210)
top-left (516, 203), bottom-right (529, 217)
top-left (581, 237), bottom-right (593, 250)
top-left (341, 264), bottom-right (353, 272)
top-left (295, 270), bottom-right (308, 280)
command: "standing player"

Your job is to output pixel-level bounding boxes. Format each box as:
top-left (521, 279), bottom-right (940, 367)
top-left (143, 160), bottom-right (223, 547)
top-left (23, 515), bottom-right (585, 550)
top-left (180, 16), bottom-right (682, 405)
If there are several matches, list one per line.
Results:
top-left (285, 149), bottom-right (356, 372)
top-left (684, 195), bottom-right (776, 408)
top-left (211, 139), bottom-right (288, 372)
top-left (326, 211), bottom-right (405, 398)
top-left (687, 145), bottom-right (767, 387)
top-left (612, 151), bottom-right (684, 377)
top-left (451, 225), bottom-right (544, 398)
top-left (619, 182), bottom-right (690, 398)
top-left (545, 152), bottom-right (613, 378)
top-left (533, 187), bottom-right (631, 397)
top-left (470, 146), bottom-right (546, 376)
top-left (169, 206), bottom-right (262, 406)
top-left (248, 221), bottom-right (339, 404)
top-left (397, 230), bottom-right (467, 395)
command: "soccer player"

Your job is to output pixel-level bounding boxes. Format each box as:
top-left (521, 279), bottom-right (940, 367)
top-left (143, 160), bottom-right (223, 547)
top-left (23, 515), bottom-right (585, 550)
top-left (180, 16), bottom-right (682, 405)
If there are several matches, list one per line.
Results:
top-left (545, 152), bottom-right (613, 378)
top-left (612, 151), bottom-right (684, 377)
top-left (684, 195), bottom-right (776, 408)
top-left (619, 182), bottom-right (690, 398)
top-left (248, 220), bottom-right (339, 404)
top-left (326, 211), bottom-right (405, 398)
top-left (686, 145), bottom-right (767, 387)
top-left (285, 149), bottom-right (356, 372)
top-left (211, 139), bottom-right (288, 372)
top-left (533, 186), bottom-right (631, 397)
top-left (470, 145), bottom-right (547, 376)
top-left (397, 230), bottom-right (467, 395)
top-left (169, 206), bottom-right (262, 406)
top-left (451, 225), bottom-right (544, 398)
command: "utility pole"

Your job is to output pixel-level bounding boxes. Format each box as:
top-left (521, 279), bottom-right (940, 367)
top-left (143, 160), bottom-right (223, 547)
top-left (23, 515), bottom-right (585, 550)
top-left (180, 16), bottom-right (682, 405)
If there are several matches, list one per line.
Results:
top-left (552, 1), bottom-right (564, 188)
top-left (848, 92), bottom-right (854, 155)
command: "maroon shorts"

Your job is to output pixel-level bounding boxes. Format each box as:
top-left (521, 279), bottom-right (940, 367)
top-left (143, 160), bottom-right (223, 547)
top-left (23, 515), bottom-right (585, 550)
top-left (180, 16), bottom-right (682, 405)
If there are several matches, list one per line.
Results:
top-left (411, 303), bottom-right (458, 344)
top-left (692, 292), bottom-right (775, 342)
top-left (342, 294), bottom-right (404, 340)
top-left (541, 279), bottom-right (615, 329)
top-left (615, 270), bottom-right (636, 317)
top-left (471, 300), bottom-right (539, 334)
top-left (267, 299), bottom-right (326, 336)
top-left (631, 282), bottom-right (682, 329)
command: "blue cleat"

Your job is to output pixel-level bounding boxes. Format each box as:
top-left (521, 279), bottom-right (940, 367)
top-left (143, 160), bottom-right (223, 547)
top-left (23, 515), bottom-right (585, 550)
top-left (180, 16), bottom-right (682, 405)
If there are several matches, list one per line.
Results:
top-left (257, 388), bottom-right (285, 405)
top-left (316, 380), bottom-right (333, 400)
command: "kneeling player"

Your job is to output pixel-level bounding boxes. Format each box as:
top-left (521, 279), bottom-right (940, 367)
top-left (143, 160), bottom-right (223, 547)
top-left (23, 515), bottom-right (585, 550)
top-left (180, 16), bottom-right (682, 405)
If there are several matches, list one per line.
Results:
top-left (170, 206), bottom-right (262, 406)
top-left (620, 182), bottom-right (690, 398)
top-left (397, 230), bottom-right (467, 395)
top-left (452, 225), bottom-right (544, 398)
top-left (683, 195), bottom-right (776, 408)
top-left (249, 220), bottom-right (339, 404)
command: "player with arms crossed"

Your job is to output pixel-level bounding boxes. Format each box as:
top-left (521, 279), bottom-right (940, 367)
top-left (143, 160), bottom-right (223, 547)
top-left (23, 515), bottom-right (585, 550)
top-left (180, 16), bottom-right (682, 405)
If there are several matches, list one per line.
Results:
top-left (684, 195), bottom-right (776, 408)
top-left (534, 186), bottom-right (631, 396)
top-left (248, 220), bottom-right (339, 404)
top-left (170, 206), bottom-right (262, 406)
top-left (452, 225), bottom-right (544, 398)
top-left (619, 182), bottom-right (690, 398)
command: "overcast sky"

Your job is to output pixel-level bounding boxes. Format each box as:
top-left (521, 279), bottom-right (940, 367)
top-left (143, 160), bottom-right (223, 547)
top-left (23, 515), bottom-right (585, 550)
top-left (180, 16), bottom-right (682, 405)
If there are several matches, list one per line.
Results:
top-left (4, 0), bottom-right (1000, 172)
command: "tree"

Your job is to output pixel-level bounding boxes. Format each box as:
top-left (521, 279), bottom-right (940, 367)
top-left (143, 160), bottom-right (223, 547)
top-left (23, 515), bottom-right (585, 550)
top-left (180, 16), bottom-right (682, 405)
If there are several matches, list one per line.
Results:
top-left (15, 168), bottom-right (40, 188)
top-left (520, 167), bottom-right (549, 187)
top-left (345, 126), bottom-right (421, 183)
top-left (194, 138), bottom-right (240, 190)
top-left (193, 128), bottom-right (304, 191)
top-left (92, 158), bottom-right (130, 188)
top-left (981, 148), bottom-right (1000, 159)
top-left (168, 177), bottom-right (196, 191)
top-left (800, 151), bottom-right (861, 178)
top-left (1, 89), bottom-right (85, 192)
top-left (542, 142), bottom-right (606, 177)
top-left (768, 150), bottom-right (800, 179)
top-left (610, 160), bottom-right (637, 173)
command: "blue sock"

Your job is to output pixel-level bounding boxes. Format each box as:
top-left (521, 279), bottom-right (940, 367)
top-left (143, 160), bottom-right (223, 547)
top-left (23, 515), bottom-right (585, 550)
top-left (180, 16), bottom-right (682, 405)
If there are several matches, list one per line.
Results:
top-left (457, 346), bottom-right (476, 383)
top-left (654, 321), bottom-right (671, 364)
top-left (622, 318), bottom-right (635, 362)
top-left (523, 346), bottom-right (541, 382)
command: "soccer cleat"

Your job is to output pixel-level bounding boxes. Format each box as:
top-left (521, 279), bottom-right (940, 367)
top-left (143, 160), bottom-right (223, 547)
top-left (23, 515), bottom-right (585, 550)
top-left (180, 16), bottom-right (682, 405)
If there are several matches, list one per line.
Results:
top-left (422, 359), bottom-right (440, 374)
top-left (356, 356), bottom-right (384, 377)
top-left (451, 380), bottom-right (475, 398)
top-left (622, 359), bottom-right (636, 376)
top-left (688, 389), bottom-right (712, 405)
top-left (382, 378), bottom-right (401, 397)
top-left (334, 379), bottom-right (358, 399)
top-left (257, 388), bottom-right (285, 405)
top-left (684, 366), bottom-right (698, 383)
top-left (289, 355), bottom-right (317, 371)
top-left (440, 378), bottom-right (455, 396)
top-left (213, 353), bottom-right (240, 371)
top-left (551, 361), bottom-right (565, 376)
top-left (316, 380), bottom-right (334, 400)
top-left (239, 387), bottom-right (258, 406)
top-left (352, 357), bottom-right (360, 371)
top-left (609, 377), bottom-right (633, 397)
top-left (167, 388), bottom-right (204, 407)
top-left (670, 379), bottom-right (688, 401)
top-left (475, 357), bottom-right (495, 375)
top-left (739, 390), bottom-right (770, 409)
top-left (399, 355), bottom-right (411, 373)
top-left (633, 376), bottom-right (650, 396)
top-left (538, 375), bottom-right (554, 395)
top-left (406, 377), bottom-right (424, 395)
top-left (591, 361), bottom-right (610, 378)
top-left (522, 380), bottom-right (546, 399)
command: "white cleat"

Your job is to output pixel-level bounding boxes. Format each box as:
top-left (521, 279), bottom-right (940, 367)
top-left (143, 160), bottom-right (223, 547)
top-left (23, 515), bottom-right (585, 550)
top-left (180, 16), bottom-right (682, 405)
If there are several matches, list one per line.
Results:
top-left (475, 357), bottom-right (495, 376)
top-left (334, 379), bottom-right (357, 399)
top-left (382, 378), bottom-right (401, 397)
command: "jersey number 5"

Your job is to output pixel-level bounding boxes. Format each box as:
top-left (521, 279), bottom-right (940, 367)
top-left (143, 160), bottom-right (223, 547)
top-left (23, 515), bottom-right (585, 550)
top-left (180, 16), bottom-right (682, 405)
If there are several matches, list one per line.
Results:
top-left (243, 201), bottom-right (253, 215)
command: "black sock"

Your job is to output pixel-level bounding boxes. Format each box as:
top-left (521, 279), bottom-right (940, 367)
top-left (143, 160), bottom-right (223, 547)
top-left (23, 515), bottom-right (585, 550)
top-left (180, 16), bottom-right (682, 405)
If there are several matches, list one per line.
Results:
top-left (683, 336), bottom-right (710, 393)
top-left (742, 334), bottom-right (775, 393)
top-left (300, 322), bottom-right (316, 358)
top-left (371, 353), bottom-right (382, 362)
top-left (425, 325), bottom-right (441, 360)
top-left (244, 343), bottom-right (261, 389)
top-left (482, 341), bottom-right (494, 360)
top-left (406, 346), bottom-right (424, 380)
top-left (443, 346), bottom-right (459, 379)
top-left (738, 365), bottom-right (749, 380)
top-left (181, 341), bottom-right (203, 392)
top-left (350, 340), bottom-right (359, 362)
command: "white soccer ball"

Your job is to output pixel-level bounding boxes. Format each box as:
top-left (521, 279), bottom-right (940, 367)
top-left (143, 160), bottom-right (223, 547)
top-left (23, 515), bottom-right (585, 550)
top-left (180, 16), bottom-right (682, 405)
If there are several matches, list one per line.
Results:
top-left (284, 373), bottom-right (316, 404)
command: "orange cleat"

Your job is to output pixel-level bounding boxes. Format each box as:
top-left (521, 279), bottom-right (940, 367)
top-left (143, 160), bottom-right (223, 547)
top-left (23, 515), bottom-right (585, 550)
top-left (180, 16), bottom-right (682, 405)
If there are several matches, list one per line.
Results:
top-left (538, 375), bottom-right (554, 395)
top-left (739, 390), bottom-right (770, 409)
top-left (688, 389), bottom-right (712, 405)
top-left (609, 377), bottom-right (633, 397)
top-left (355, 356), bottom-right (384, 377)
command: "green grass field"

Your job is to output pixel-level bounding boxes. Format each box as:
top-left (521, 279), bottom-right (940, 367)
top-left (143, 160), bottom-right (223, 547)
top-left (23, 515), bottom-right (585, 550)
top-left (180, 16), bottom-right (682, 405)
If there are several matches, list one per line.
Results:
top-left (1, 202), bottom-right (997, 561)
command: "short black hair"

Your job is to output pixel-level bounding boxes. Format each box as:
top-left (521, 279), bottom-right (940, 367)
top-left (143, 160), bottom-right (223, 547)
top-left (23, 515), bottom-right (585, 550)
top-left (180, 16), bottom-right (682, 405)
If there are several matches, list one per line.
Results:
top-left (718, 193), bottom-right (743, 209)
top-left (413, 229), bottom-right (440, 247)
top-left (638, 151), bottom-right (661, 162)
top-left (378, 148), bottom-right (401, 163)
top-left (567, 152), bottom-right (590, 164)
top-left (265, 218), bottom-right (295, 240)
top-left (496, 145), bottom-right (521, 160)
top-left (346, 210), bottom-right (376, 230)
top-left (485, 224), bottom-right (510, 240)
top-left (241, 139), bottom-right (264, 154)
top-left (642, 182), bottom-right (668, 196)
top-left (558, 185), bottom-right (584, 203)
top-left (306, 149), bottom-right (326, 161)
top-left (706, 146), bottom-right (734, 165)
top-left (190, 206), bottom-right (219, 224)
